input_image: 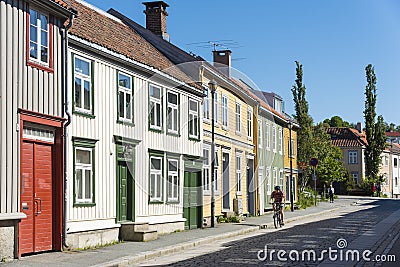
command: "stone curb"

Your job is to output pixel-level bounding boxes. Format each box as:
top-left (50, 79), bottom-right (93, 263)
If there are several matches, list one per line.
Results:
top-left (93, 206), bottom-right (340, 267)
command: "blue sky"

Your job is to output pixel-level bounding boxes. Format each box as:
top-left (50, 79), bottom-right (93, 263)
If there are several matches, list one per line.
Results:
top-left (82, 0), bottom-right (400, 126)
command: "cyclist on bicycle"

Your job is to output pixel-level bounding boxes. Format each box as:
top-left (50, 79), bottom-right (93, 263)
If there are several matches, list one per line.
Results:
top-left (271, 186), bottom-right (285, 225)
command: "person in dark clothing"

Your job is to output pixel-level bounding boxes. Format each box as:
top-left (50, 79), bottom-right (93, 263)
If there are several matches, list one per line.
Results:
top-left (328, 184), bottom-right (334, 203)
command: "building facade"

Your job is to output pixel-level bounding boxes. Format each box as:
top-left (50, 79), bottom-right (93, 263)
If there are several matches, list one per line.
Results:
top-left (64, 0), bottom-right (203, 248)
top-left (0, 0), bottom-right (75, 258)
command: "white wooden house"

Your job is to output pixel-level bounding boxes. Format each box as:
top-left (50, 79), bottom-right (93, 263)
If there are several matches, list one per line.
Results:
top-left (0, 0), bottom-right (75, 259)
top-left (65, 0), bottom-right (203, 249)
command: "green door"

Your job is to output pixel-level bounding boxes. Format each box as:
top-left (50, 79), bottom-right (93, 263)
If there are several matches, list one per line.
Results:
top-left (117, 161), bottom-right (134, 222)
top-left (183, 171), bottom-right (202, 229)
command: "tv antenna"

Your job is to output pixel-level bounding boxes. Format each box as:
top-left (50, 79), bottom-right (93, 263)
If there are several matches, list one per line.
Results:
top-left (186, 40), bottom-right (242, 51)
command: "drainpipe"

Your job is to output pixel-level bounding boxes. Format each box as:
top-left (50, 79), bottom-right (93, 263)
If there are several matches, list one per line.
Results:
top-left (62, 13), bottom-right (75, 249)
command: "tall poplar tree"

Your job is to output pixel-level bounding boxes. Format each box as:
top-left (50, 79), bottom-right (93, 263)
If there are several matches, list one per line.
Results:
top-left (363, 64), bottom-right (386, 182)
top-left (292, 61), bottom-right (314, 189)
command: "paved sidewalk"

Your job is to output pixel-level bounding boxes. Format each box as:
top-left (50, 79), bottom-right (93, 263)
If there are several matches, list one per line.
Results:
top-left (2, 197), bottom-right (357, 267)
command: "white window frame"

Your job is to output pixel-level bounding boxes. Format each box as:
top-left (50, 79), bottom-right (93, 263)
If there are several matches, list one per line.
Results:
top-left (189, 99), bottom-right (199, 139)
top-left (118, 71), bottom-right (133, 122)
top-left (273, 167), bottom-right (278, 188)
top-left (266, 167), bottom-right (271, 194)
top-left (214, 148), bottom-right (220, 194)
top-left (348, 151), bottom-right (358, 164)
top-left (74, 55), bottom-right (93, 114)
top-left (279, 169), bottom-right (284, 187)
top-left (222, 94), bottom-right (228, 128)
top-left (351, 172), bottom-right (359, 185)
top-left (203, 146), bottom-right (210, 194)
top-left (236, 153), bottom-right (242, 195)
top-left (167, 91), bottom-right (179, 134)
top-left (235, 102), bottom-right (241, 134)
top-left (247, 108), bottom-right (252, 139)
top-left (289, 139), bottom-right (295, 157)
top-left (203, 88), bottom-right (210, 121)
top-left (75, 147), bottom-right (93, 204)
top-left (258, 120), bottom-right (262, 148)
top-left (214, 91), bottom-right (219, 124)
top-left (29, 8), bottom-right (49, 65)
top-left (150, 156), bottom-right (163, 202)
top-left (266, 123), bottom-right (270, 151)
top-left (278, 127), bottom-right (283, 154)
top-left (167, 159), bottom-right (179, 202)
top-left (272, 125), bottom-right (277, 153)
top-left (149, 84), bottom-right (162, 130)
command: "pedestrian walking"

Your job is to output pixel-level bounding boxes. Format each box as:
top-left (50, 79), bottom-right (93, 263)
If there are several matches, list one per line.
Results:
top-left (328, 184), bottom-right (334, 203)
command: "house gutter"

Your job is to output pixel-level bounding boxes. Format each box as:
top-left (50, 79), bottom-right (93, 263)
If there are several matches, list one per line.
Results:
top-left (62, 12), bottom-right (76, 249)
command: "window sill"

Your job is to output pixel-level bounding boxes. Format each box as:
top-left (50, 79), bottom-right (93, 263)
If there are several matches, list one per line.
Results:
top-left (189, 136), bottom-right (201, 142)
top-left (236, 131), bottom-right (242, 136)
top-left (167, 131), bottom-right (180, 137)
top-left (236, 192), bottom-right (243, 196)
top-left (73, 110), bottom-right (95, 119)
top-left (27, 60), bottom-right (54, 73)
top-left (203, 191), bottom-right (211, 196)
top-left (203, 119), bottom-right (211, 124)
top-left (73, 202), bottom-right (96, 207)
top-left (149, 200), bottom-right (164, 204)
top-left (117, 119), bottom-right (135, 127)
top-left (222, 126), bottom-right (228, 131)
top-left (149, 127), bottom-right (163, 133)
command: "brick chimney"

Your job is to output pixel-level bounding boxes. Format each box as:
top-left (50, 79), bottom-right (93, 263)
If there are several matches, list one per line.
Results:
top-left (213, 50), bottom-right (231, 77)
top-left (143, 1), bottom-right (170, 41)
top-left (356, 122), bottom-right (363, 133)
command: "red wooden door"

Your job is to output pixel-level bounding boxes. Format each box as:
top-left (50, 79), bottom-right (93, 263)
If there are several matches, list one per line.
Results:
top-left (20, 141), bottom-right (53, 254)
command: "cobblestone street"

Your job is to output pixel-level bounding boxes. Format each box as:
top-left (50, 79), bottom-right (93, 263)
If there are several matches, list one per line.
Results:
top-left (134, 199), bottom-right (400, 267)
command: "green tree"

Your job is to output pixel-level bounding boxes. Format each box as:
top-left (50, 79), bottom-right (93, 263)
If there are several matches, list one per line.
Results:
top-left (363, 64), bottom-right (386, 183)
top-left (291, 61), bottom-right (314, 190)
top-left (313, 124), bottom-right (346, 186)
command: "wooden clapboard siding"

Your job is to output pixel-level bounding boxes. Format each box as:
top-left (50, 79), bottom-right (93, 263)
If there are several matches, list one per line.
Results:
top-left (0, 0), bottom-right (64, 216)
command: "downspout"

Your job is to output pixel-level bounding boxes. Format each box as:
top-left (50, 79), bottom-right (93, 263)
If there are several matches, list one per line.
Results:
top-left (62, 13), bottom-right (75, 249)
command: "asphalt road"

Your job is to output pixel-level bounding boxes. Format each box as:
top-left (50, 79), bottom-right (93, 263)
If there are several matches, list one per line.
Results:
top-left (134, 198), bottom-right (400, 267)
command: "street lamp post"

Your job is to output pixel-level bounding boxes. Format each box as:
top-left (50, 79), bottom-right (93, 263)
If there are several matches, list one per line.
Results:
top-left (289, 121), bottom-right (294, 212)
top-left (208, 79), bottom-right (217, 228)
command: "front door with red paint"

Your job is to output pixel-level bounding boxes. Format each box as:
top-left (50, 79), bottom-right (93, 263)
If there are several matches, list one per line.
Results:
top-left (20, 140), bottom-right (53, 254)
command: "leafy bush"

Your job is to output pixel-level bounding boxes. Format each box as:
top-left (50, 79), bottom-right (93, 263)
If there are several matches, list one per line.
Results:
top-left (297, 188), bottom-right (315, 209)
top-left (217, 215), bottom-right (240, 223)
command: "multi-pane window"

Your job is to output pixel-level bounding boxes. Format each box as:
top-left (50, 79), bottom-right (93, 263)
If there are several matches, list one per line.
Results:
top-left (167, 92), bottom-right (179, 134)
top-left (203, 148), bottom-right (210, 193)
top-left (395, 177), bottom-right (398, 187)
top-left (29, 8), bottom-right (49, 65)
top-left (395, 158), bottom-right (398, 168)
top-left (204, 89), bottom-right (210, 120)
top-left (266, 167), bottom-right (271, 193)
top-left (150, 156), bottom-right (163, 202)
top-left (214, 149), bottom-right (220, 193)
top-left (266, 123), bottom-right (270, 150)
top-left (214, 91), bottom-right (219, 123)
top-left (278, 128), bottom-right (283, 154)
top-left (273, 168), bottom-right (278, 188)
top-left (348, 151), bottom-right (358, 164)
top-left (149, 85), bottom-right (162, 130)
top-left (189, 100), bottom-right (199, 138)
top-left (235, 102), bottom-right (241, 133)
top-left (167, 159), bottom-right (179, 202)
top-left (279, 170), bottom-right (284, 188)
top-left (118, 72), bottom-right (133, 122)
top-left (74, 55), bottom-right (93, 114)
top-left (73, 138), bottom-right (97, 205)
top-left (75, 148), bottom-right (93, 203)
top-left (289, 139), bottom-right (295, 157)
top-left (236, 154), bottom-right (242, 194)
top-left (222, 95), bottom-right (228, 128)
top-left (258, 120), bottom-right (262, 148)
top-left (247, 108), bottom-right (252, 139)
top-left (351, 172), bottom-right (359, 185)
top-left (272, 125), bottom-right (276, 152)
